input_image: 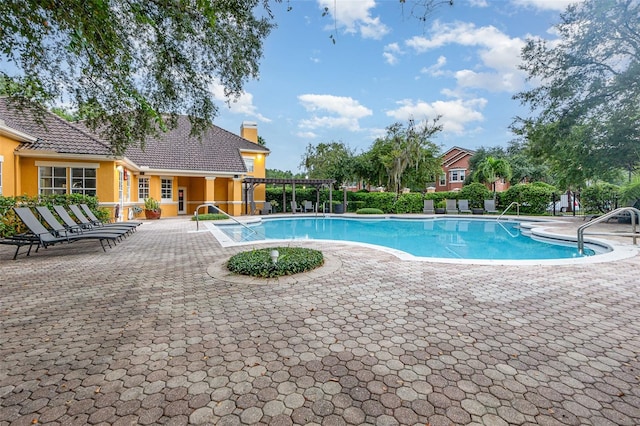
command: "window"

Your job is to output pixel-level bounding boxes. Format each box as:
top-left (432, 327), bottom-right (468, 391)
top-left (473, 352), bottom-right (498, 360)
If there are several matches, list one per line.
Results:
top-left (439, 173), bottom-right (446, 186)
top-left (71, 168), bottom-right (97, 196)
top-left (449, 169), bottom-right (465, 182)
top-left (138, 177), bottom-right (149, 200)
top-left (39, 166), bottom-right (67, 195)
top-left (161, 178), bottom-right (173, 200)
top-left (244, 157), bottom-right (254, 173)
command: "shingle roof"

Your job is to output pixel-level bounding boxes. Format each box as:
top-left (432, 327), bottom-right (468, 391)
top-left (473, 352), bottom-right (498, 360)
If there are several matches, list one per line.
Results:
top-left (123, 115), bottom-right (269, 174)
top-left (0, 97), bottom-right (270, 173)
top-left (0, 97), bottom-right (113, 156)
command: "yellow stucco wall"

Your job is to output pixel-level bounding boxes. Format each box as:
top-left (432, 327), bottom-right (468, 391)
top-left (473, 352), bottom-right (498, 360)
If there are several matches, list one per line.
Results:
top-left (0, 135), bottom-right (22, 196)
top-left (1, 124), bottom-right (268, 218)
top-left (14, 156), bottom-right (119, 201)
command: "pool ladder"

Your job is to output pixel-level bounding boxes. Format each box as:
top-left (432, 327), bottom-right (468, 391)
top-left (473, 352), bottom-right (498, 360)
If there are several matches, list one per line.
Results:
top-left (194, 203), bottom-right (259, 238)
top-left (577, 207), bottom-right (640, 254)
top-left (496, 202), bottom-right (520, 221)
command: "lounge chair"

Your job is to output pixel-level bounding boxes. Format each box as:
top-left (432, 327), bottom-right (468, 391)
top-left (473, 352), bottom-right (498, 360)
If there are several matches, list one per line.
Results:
top-left (260, 201), bottom-right (272, 215)
top-left (445, 199), bottom-right (457, 214)
top-left (484, 199), bottom-right (499, 214)
top-left (13, 207), bottom-right (121, 254)
top-left (423, 199), bottom-right (435, 214)
top-left (81, 204), bottom-right (141, 227)
top-left (303, 200), bottom-right (314, 213)
top-left (290, 201), bottom-right (302, 213)
top-left (69, 205), bottom-right (137, 232)
top-left (0, 234), bottom-right (39, 260)
top-left (458, 199), bottom-right (472, 214)
top-left (36, 206), bottom-right (128, 239)
top-left (54, 205), bottom-right (135, 235)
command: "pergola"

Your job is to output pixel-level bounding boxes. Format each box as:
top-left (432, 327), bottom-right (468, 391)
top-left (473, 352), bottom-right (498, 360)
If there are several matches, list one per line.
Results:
top-left (243, 177), bottom-right (336, 214)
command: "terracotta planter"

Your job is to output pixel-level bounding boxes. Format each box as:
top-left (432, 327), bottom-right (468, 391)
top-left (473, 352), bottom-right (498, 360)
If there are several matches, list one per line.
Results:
top-left (144, 209), bottom-right (161, 220)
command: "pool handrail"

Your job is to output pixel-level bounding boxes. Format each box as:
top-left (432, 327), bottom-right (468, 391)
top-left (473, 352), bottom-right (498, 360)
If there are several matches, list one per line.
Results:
top-left (577, 206), bottom-right (639, 254)
top-left (496, 202), bottom-right (520, 221)
top-left (194, 203), bottom-right (259, 237)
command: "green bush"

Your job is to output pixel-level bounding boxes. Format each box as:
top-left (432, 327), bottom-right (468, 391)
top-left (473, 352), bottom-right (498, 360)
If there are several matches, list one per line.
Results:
top-left (581, 183), bottom-right (620, 213)
top-left (356, 208), bottom-right (384, 214)
top-left (191, 213), bottom-right (229, 221)
top-left (0, 194), bottom-right (107, 237)
top-left (501, 182), bottom-right (557, 214)
top-left (393, 193), bottom-right (423, 213)
top-left (227, 247), bottom-right (324, 278)
top-left (459, 183), bottom-right (492, 209)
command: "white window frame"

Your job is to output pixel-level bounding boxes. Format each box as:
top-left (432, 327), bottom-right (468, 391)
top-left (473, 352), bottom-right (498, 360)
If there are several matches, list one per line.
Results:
top-left (243, 157), bottom-right (254, 173)
top-left (161, 178), bottom-right (173, 200)
top-left (70, 167), bottom-right (97, 196)
top-left (39, 166), bottom-right (68, 195)
top-left (449, 169), bottom-right (465, 182)
top-left (138, 177), bottom-right (150, 200)
top-left (439, 173), bottom-right (446, 186)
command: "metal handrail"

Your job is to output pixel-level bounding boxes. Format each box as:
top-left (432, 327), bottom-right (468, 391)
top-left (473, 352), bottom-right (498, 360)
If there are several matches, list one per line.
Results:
top-left (194, 203), bottom-right (259, 238)
top-left (496, 202), bottom-right (520, 221)
top-left (496, 220), bottom-right (520, 238)
top-left (577, 207), bottom-right (639, 254)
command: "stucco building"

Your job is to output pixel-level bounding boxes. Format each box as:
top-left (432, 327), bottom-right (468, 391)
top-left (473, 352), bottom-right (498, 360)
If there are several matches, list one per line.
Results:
top-left (0, 97), bottom-right (269, 218)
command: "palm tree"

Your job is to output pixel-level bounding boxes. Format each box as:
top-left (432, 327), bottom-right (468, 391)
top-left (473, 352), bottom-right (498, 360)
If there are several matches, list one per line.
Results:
top-left (476, 156), bottom-right (513, 199)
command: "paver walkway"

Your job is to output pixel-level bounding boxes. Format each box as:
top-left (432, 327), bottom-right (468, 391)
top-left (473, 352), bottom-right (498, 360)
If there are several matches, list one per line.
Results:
top-left (1, 217), bottom-right (639, 425)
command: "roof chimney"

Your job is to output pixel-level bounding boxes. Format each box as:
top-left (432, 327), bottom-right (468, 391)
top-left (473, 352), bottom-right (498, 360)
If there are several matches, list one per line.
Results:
top-left (240, 121), bottom-right (258, 143)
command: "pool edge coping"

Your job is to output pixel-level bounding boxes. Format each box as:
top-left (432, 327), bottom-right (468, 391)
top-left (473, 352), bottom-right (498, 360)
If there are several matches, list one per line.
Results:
top-left (200, 215), bottom-right (639, 266)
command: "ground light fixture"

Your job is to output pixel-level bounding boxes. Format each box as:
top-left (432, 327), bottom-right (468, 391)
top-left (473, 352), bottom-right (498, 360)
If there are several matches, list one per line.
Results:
top-left (270, 249), bottom-right (279, 264)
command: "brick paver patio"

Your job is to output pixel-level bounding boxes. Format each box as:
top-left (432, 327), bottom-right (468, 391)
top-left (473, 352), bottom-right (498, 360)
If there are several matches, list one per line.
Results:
top-left (1, 217), bottom-right (639, 425)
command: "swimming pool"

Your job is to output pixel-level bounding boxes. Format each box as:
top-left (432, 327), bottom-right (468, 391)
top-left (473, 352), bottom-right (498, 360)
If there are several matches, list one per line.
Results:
top-left (209, 217), bottom-right (606, 261)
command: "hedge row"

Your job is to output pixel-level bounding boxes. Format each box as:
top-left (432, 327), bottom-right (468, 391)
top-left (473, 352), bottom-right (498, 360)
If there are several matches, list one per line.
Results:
top-left (265, 182), bottom-right (558, 215)
top-left (0, 194), bottom-right (109, 237)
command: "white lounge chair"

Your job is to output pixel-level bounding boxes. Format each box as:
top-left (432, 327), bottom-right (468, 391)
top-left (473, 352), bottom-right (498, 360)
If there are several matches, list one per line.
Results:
top-left (458, 199), bottom-right (472, 214)
top-left (423, 199), bottom-right (435, 214)
top-left (445, 199), bottom-right (457, 214)
top-left (303, 200), bottom-right (314, 212)
top-left (260, 201), bottom-right (272, 215)
top-left (484, 199), bottom-right (499, 214)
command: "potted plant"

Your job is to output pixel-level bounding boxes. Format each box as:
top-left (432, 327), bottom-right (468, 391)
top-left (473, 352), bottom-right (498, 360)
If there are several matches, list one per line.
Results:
top-left (435, 200), bottom-right (446, 214)
top-left (144, 197), bottom-right (161, 219)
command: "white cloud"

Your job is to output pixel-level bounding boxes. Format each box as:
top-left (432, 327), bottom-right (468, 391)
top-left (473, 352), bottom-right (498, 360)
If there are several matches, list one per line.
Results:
top-left (383, 43), bottom-right (404, 65)
top-left (469, 0), bottom-right (489, 6)
top-left (296, 131), bottom-right (319, 139)
top-left (511, 0), bottom-right (583, 12)
top-left (455, 69), bottom-right (522, 92)
top-left (317, 0), bottom-right (389, 39)
top-left (298, 94), bottom-right (373, 131)
top-left (405, 21), bottom-right (528, 93)
top-left (386, 98), bottom-right (487, 134)
top-left (421, 55), bottom-right (448, 76)
top-left (209, 81), bottom-right (271, 122)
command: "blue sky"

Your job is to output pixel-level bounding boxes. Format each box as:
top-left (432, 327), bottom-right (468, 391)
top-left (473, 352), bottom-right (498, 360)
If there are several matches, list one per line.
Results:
top-left (211, 0), bottom-right (581, 173)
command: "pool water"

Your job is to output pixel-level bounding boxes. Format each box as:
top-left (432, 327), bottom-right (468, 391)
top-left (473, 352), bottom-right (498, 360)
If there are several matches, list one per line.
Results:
top-left (214, 217), bottom-right (597, 260)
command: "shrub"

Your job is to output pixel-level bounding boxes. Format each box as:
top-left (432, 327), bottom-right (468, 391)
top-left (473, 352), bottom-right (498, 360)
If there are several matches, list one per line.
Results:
top-left (356, 208), bottom-right (384, 214)
top-left (581, 183), bottom-right (620, 213)
top-left (191, 213), bottom-right (229, 221)
top-left (501, 182), bottom-right (557, 214)
top-left (393, 193), bottom-right (423, 213)
top-left (0, 194), bottom-right (107, 237)
top-left (227, 247), bottom-right (324, 278)
top-left (459, 183), bottom-right (492, 209)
